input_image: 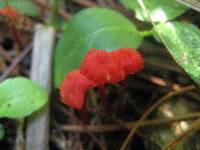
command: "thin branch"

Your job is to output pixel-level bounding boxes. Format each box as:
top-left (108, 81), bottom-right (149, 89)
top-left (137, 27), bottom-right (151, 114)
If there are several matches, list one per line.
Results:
top-left (61, 112), bottom-right (200, 132)
top-left (33, 0), bottom-right (72, 19)
top-left (120, 85), bottom-right (196, 150)
top-left (58, 105), bottom-right (107, 150)
top-left (0, 43), bottom-right (32, 81)
top-left (106, 0), bottom-right (115, 7)
top-left (74, 0), bottom-right (98, 7)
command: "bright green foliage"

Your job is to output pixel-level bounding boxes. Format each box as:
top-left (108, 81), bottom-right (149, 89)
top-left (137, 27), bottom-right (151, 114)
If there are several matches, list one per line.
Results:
top-left (155, 21), bottom-right (200, 86)
top-left (0, 0), bottom-right (39, 17)
top-left (120, 0), bottom-right (188, 22)
top-left (0, 77), bottom-right (48, 118)
top-left (54, 8), bottom-right (143, 87)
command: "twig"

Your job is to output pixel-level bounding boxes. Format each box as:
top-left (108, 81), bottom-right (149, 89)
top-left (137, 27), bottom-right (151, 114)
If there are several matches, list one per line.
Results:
top-left (106, 0), bottom-right (115, 7)
top-left (96, 0), bottom-right (107, 6)
top-left (26, 24), bottom-right (55, 150)
top-left (74, 0), bottom-right (97, 7)
top-left (58, 105), bottom-right (107, 150)
top-left (61, 111), bottom-right (200, 132)
top-left (58, 9), bottom-right (72, 20)
top-left (0, 46), bottom-right (15, 62)
top-left (187, 92), bottom-right (200, 103)
top-left (89, 89), bottom-right (108, 149)
top-left (33, 0), bottom-right (72, 19)
top-left (0, 43), bottom-right (32, 81)
top-left (145, 58), bottom-right (181, 72)
top-left (120, 85), bottom-right (196, 150)
top-left (51, 119), bottom-right (68, 150)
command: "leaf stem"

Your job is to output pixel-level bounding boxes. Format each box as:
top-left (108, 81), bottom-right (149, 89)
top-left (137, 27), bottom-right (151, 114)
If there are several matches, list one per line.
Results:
top-left (4, 0), bottom-right (9, 6)
top-left (51, 0), bottom-right (58, 26)
top-left (15, 119), bottom-right (25, 150)
top-left (139, 30), bottom-right (153, 37)
top-left (80, 101), bottom-right (88, 125)
top-left (98, 85), bottom-right (108, 113)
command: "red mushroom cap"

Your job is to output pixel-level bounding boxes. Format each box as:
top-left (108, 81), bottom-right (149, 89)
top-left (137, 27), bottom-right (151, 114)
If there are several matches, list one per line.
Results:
top-left (111, 48), bottom-right (144, 75)
top-left (60, 48), bottom-right (144, 109)
top-left (60, 70), bottom-right (97, 109)
top-left (0, 7), bottom-right (19, 19)
top-left (80, 48), bottom-right (125, 85)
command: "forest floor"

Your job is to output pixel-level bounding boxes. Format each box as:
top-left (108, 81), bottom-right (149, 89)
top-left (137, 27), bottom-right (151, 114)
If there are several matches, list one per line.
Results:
top-left (0, 0), bottom-right (200, 150)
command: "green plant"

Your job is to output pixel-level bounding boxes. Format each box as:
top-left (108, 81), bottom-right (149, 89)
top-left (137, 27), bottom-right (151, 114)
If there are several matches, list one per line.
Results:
top-left (1, 0), bottom-right (200, 149)
top-left (0, 77), bottom-right (48, 118)
top-left (0, 0), bottom-right (39, 17)
top-left (53, 0), bottom-right (200, 149)
top-left (54, 8), bottom-right (144, 87)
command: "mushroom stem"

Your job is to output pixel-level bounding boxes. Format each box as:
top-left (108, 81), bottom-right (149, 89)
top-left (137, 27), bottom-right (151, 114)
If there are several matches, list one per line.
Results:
top-left (116, 80), bottom-right (128, 115)
top-left (98, 85), bottom-right (108, 112)
top-left (80, 101), bottom-right (88, 125)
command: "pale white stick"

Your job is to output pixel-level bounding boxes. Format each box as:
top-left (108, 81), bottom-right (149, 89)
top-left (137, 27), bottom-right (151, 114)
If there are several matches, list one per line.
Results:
top-left (26, 24), bottom-right (55, 150)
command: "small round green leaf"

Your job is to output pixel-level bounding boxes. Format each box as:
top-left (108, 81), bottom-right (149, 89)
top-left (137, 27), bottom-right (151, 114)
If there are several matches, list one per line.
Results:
top-left (0, 0), bottom-right (39, 17)
top-left (0, 77), bottom-right (48, 118)
top-left (120, 0), bottom-right (188, 22)
top-left (54, 8), bottom-right (143, 87)
top-left (155, 21), bottom-right (200, 86)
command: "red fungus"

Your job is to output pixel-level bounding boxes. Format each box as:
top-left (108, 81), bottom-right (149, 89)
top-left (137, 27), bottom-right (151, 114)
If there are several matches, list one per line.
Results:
top-left (80, 48), bottom-right (125, 85)
top-left (60, 48), bottom-right (144, 110)
top-left (0, 7), bottom-right (19, 19)
top-left (112, 48), bottom-right (144, 75)
top-left (60, 70), bottom-right (97, 109)
top-left (0, 6), bottom-right (22, 49)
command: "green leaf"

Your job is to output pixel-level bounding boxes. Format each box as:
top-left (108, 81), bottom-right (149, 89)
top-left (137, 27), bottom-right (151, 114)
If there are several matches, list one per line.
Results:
top-left (0, 0), bottom-right (39, 17)
top-left (120, 0), bottom-right (188, 22)
top-left (0, 77), bottom-right (48, 118)
top-left (0, 124), bottom-right (5, 141)
top-left (54, 8), bottom-right (143, 87)
top-left (154, 21), bottom-right (200, 86)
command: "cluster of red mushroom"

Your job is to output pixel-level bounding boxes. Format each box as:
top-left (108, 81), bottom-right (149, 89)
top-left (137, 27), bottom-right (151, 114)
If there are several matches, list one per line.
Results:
top-left (60, 48), bottom-right (144, 109)
top-left (0, 6), bottom-right (19, 19)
